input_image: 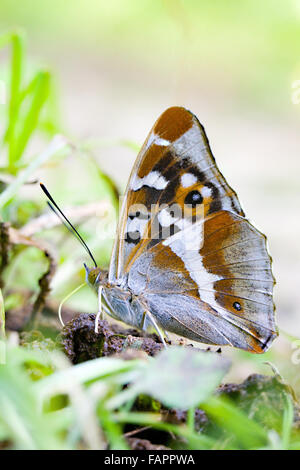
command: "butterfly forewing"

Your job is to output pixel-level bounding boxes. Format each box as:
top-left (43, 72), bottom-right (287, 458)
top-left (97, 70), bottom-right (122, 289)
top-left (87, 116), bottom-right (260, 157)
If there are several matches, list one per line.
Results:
top-left (109, 107), bottom-right (244, 282)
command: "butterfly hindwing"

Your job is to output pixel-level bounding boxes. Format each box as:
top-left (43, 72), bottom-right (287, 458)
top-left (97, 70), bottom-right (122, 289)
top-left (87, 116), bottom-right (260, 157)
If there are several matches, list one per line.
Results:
top-left (127, 210), bottom-right (276, 352)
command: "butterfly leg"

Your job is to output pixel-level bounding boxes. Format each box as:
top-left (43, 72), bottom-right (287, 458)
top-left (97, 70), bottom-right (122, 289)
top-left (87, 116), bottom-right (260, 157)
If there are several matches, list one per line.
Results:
top-left (94, 285), bottom-right (104, 333)
top-left (141, 310), bottom-right (167, 348)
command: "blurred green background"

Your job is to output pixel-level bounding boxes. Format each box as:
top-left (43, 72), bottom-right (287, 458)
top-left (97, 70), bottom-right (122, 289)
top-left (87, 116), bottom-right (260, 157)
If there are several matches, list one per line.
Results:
top-left (0, 0), bottom-right (300, 385)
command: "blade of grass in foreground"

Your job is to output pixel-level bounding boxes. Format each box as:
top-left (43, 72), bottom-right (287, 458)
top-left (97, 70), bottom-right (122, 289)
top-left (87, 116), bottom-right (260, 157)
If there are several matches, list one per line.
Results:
top-left (0, 289), bottom-right (5, 364)
top-left (281, 394), bottom-right (294, 450)
top-left (0, 30), bottom-right (58, 175)
top-left (0, 354), bottom-right (68, 449)
top-left (97, 402), bottom-right (129, 450)
top-left (3, 31), bottom-right (25, 170)
top-left (35, 356), bottom-right (143, 398)
top-left (201, 396), bottom-right (268, 449)
top-left (13, 70), bottom-right (51, 164)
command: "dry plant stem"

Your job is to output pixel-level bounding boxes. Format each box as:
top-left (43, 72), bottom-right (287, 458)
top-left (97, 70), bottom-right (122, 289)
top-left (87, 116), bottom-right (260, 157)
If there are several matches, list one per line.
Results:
top-left (21, 201), bottom-right (111, 237)
top-left (8, 225), bottom-right (57, 328)
top-left (0, 173), bottom-right (38, 185)
top-left (124, 426), bottom-right (152, 438)
top-left (0, 222), bottom-right (10, 288)
top-left (29, 248), bottom-right (56, 329)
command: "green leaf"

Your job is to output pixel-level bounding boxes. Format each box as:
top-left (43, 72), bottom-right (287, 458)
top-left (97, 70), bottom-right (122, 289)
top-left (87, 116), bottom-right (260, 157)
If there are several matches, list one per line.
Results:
top-left (0, 348), bottom-right (68, 449)
top-left (132, 346), bottom-right (231, 409)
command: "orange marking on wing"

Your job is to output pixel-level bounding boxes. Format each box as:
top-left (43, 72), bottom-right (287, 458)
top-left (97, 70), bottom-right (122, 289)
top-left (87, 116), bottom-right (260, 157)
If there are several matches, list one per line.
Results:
top-left (171, 182), bottom-right (214, 218)
top-left (153, 244), bottom-right (186, 271)
top-left (154, 107), bottom-right (193, 142)
top-left (148, 244), bottom-right (200, 297)
top-left (137, 144), bottom-right (168, 179)
top-left (202, 211), bottom-right (238, 239)
top-left (247, 336), bottom-right (266, 354)
top-left (126, 187), bottom-right (147, 207)
top-left (214, 289), bottom-right (244, 316)
top-left (201, 212), bottom-right (246, 284)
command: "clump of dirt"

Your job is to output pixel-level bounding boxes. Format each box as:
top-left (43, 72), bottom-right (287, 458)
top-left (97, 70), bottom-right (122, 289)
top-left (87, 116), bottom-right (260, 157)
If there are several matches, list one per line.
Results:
top-left (59, 313), bottom-right (164, 364)
top-left (126, 437), bottom-right (169, 450)
top-left (162, 408), bottom-right (209, 433)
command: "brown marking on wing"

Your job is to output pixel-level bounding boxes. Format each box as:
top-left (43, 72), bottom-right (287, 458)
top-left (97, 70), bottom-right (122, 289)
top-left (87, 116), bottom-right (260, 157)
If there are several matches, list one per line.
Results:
top-left (248, 337), bottom-right (269, 354)
top-left (151, 244), bottom-right (184, 270)
top-left (137, 144), bottom-right (169, 179)
top-left (126, 188), bottom-right (148, 208)
top-left (148, 244), bottom-right (202, 299)
top-left (136, 107), bottom-right (194, 179)
top-left (201, 211), bottom-right (238, 240)
top-left (154, 106), bottom-right (193, 142)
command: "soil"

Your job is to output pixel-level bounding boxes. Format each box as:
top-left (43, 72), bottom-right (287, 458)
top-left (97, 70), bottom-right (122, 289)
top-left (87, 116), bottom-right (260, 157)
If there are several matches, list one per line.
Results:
top-left (56, 312), bottom-right (300, 450)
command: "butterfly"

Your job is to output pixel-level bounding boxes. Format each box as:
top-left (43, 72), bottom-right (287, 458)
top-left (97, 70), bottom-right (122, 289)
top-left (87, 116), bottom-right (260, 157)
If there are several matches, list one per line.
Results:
top-left (44, 106), bottom-right (278, 353)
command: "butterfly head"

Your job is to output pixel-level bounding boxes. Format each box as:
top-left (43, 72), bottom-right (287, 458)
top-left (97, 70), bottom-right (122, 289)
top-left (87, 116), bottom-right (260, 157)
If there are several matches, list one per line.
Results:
top-left (84, 263), bottom-right (106, 289)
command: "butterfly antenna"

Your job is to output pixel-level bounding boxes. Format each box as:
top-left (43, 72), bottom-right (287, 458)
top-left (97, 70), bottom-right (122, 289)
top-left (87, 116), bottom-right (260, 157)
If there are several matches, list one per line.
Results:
top-left (40, 183), bottom-right (98, 268)
top-left (46, 201), bottom-right (95, 260)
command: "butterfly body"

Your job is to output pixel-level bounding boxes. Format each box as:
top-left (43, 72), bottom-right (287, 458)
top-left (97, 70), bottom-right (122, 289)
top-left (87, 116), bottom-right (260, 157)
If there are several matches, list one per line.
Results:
top-left (87, 106), bottom-right (278, 353)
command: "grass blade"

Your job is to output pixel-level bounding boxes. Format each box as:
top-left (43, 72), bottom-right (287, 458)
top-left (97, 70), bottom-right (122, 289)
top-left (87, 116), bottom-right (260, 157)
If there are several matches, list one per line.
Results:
top-left (201, 396), bottom-right (268, 449)
top-left (5, 31), bottom-right (25, 170)
top-left (281, 394), bottom-right (294, 449)
top-left (13, 71), bottom-right (51, 163)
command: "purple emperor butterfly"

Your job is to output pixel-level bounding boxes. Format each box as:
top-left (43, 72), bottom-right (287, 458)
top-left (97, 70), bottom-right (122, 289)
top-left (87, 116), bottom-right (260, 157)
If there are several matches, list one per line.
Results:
top-left (45, 107), bottom-right (278, 353)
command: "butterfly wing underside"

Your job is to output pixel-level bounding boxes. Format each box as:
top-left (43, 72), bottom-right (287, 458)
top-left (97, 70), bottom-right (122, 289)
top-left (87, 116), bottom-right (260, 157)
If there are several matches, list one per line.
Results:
top-left (108, 107), bottom-right (277, 352)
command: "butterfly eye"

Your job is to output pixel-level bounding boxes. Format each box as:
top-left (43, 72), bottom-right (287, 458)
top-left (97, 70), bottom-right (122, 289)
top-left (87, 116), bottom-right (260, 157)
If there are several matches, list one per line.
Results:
top-left (184, 190), bottom-right (203, 207)
top-left (233, 301), bottom-right (242, 311)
